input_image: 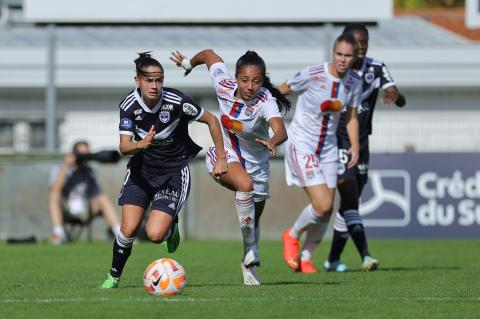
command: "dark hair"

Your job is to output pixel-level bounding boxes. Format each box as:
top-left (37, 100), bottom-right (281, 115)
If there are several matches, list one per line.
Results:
top-left (134, 51), bottom-right (163, 76)
top-left (72, 140), bottom-right (89, 153)
top-left (235, 51), bottom-right (291, 114)
top-left (342, 23), bottom-right (369, 37)
top-left (333, 33), bottom-right (359, 57)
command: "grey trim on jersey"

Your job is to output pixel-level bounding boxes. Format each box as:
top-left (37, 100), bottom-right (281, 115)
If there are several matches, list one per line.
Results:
top-left (193, 107), bottom-right (205, 122)
top-left (356, 56), bottom-right (397, 100)
top-left (120, 92), bottom-right (136, 112)
top-left (176, 166), bottom-right (190, 215)
top-left (382, 82), bottom-right (396, 90)
top-left (135, 118), bottom-right (181, 140)
top-left (163, 91), bottom-right (182, 105)
top-left (361, 78), bottom-right (381, 101)
top-left (119, 130), bottom-right (134, 136)
top-left (134, 88), bottom-right (163, 113)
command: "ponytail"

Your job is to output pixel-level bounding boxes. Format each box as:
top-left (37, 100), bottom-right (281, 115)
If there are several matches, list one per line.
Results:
top-left (262, 75), bottom-right (291, 114)
top-left (134, 51), bottom-right (163, 76)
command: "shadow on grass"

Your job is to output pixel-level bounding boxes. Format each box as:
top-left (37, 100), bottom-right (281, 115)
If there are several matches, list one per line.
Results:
top-left (345, 266), bottom-right (461, 273)
top-left (182, 280), bottom-right (341, 287)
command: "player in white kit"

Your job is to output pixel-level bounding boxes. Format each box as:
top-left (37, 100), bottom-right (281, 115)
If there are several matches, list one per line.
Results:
top-left (280, 33), bottom-right (362, 273)
top-left (324, 23), bottom-right (406, 273)
top-left (171, 49), bottom-right (290, 285)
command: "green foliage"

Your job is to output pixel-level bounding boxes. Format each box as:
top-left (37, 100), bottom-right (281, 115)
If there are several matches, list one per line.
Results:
top-left (395, 0), bottom-right (465, 8)
top-left (0, 239), bottom-right (479, 319)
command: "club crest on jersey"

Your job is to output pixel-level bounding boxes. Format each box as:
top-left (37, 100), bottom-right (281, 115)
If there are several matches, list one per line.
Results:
top-left (120, 118), bottom-right (133, 129)
top-left (159, 111), bottom-right (170, 123)
top-left (245, 106), bottom-right (255, 116)
top-left (134, 109), bottom-right (143, 115)
top-left (213, 68), bottom-right (224, 76)
top-left (183, 103), bottom-right (198, 117)
top-left (161, 104), bottom-right (174, 112)
top-left (365, 72), bottom-right (375, 84)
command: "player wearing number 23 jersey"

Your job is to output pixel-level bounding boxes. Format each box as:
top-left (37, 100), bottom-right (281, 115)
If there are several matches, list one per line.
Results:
top-left (284, 62), bottom-right (362, 188)
top-left (280, 34), bottom-right (362, 274)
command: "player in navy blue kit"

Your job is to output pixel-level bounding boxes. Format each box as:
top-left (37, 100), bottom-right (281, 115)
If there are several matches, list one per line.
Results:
top-left (101, 52), bottom-right (227, 288)
top-left (324, 24), bottom-right (406, 272)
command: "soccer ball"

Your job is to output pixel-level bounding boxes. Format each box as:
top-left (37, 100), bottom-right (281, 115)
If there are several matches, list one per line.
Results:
top-left (143, 258), bottom-right (187, 296)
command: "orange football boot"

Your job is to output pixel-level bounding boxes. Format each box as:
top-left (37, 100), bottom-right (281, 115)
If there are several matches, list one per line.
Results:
top-left (300, 260), bottom-right (318, 273)
top-left (282, 228), bottom-right (300, 271)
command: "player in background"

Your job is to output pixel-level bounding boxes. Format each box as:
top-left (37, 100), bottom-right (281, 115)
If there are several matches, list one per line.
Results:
top-left (281, 33), bottom-right (361, 273)
top-left (170, 49), bottom-right (290, 285)
top-left (100, 52), bottom-right (227, 289)
top-left (324, 23), bottom-right (406, 272)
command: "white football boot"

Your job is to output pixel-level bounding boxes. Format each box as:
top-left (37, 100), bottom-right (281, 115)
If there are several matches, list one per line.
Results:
top-left (362, 256), bottom-right (379, 272)
top-left (243, 249), bottom-right (260, 267)
top-left (240, 262), bottom-right (261, 286)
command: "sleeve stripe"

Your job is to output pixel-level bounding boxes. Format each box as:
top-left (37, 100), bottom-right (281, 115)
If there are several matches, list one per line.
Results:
top-left (382, 82), bottom-right (396, 90)
top-left (164, 91), bottom-right (182, 101)
top-left (120, 94), bottom-right (135, 110)
top-left (194, 108), bottom-right (205, 121)
top-left (119, 130), bottom-right (134, 136)
top-left (122, 99), bottom-right (136, 112)
top-left (163, 98), bottom-right (181, 105)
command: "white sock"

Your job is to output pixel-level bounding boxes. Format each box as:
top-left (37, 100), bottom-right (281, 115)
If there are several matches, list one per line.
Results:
top-left (290, 204), bottom-right (321, 239)
top-left (334, 211), bottom-right (348, 232)
top-left (300, 218), bottom-right (329, 261)
top-left (112, 224), bottom-right (121, 237)
top-left (235, 191), bottom-right (256, 252)
top-left (116, 230), bottom-right (135, 248)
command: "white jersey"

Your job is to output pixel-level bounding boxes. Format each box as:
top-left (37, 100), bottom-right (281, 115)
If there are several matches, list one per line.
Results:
top-left (209, 62), bottom-right (282, 166)
top-left (287, 63), bottom-right (362, 162)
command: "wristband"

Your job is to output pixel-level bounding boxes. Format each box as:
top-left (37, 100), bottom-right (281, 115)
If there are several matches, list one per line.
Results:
top-left (181, 58), bottom-right (192, 71)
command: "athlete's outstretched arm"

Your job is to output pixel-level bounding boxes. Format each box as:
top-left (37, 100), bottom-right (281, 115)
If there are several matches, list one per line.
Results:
top-left (197, 111), bottom-right (228, 176)
top-left (256, 117), bottom-right (288, 157)
top-left (170, 49), bottom-right (223, 75)
top-left (119, 125), bottom-right (155, 156)
top-left (345, 107), bottom-right (359, 168)
top-left (278, 82), bottom-right (292, 95)
top-left (382, 85), bottom-right (406, 107)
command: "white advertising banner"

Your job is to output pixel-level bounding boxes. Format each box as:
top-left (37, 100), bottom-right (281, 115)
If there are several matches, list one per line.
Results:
top-left (466, 0), bottom-right (480, 28)
top-left (24, 0), bottom-right (392, 23)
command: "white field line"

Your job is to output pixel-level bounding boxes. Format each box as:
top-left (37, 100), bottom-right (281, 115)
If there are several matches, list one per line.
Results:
top-left (0, 296), bottom-right (479, 304)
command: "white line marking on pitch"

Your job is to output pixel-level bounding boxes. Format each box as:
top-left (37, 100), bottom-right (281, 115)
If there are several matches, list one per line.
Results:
top-left (1, 296), bottom-right (479, 304)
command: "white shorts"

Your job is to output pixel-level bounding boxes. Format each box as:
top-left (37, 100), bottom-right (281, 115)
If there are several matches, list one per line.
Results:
top-left (205, 145), bottom-right (270, 202)
top-left (284, 140), bottom-right (338, 189)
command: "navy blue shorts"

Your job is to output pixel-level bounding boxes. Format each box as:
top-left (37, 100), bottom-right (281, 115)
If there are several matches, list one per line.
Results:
top-left (337, 143), bottom-right (370, 184)
top-left (118, 165), bottom-right (191, 217)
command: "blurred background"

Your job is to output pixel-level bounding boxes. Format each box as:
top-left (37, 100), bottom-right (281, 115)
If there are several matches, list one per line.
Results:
top-left (0, 0), bottom-right (479, 241)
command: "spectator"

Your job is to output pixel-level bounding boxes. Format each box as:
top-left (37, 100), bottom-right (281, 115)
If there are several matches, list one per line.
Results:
top-left (49, 140), bottom-right (121, 244)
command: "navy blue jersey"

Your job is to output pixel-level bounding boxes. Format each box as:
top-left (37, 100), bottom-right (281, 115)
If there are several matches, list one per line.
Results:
top-left (337, 57), bottom-right (396, 149)
top-left (118, 87), bottom-right (204, 174)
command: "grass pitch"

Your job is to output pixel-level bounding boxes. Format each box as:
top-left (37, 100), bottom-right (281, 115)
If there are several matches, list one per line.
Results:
top-left (0, 239), bottom-right (478, 319)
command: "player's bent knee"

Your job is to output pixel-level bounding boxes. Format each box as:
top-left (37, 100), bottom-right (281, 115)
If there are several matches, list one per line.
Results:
top-left (120, 225), bottom-right (137, 238)
top-left (237, 179), bottom-right (254, 193)
top-left (311, 204), bottom-right (333, 218)
top-left (147, 230), bottom-right (167, 244)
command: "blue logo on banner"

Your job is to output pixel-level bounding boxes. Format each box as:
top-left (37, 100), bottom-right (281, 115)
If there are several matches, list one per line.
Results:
top-left (359, 153), bottom-right (480, 238)
top-left (360, 170), bottom-right (411, 227)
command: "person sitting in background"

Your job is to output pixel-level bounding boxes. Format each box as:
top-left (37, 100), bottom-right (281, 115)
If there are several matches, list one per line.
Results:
top-left (48, 140), bottom-right (121, 245)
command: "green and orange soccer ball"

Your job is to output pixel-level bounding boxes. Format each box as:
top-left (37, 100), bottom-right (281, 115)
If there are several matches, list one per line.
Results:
top-left (143, 258), bottom-right (187, 296)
